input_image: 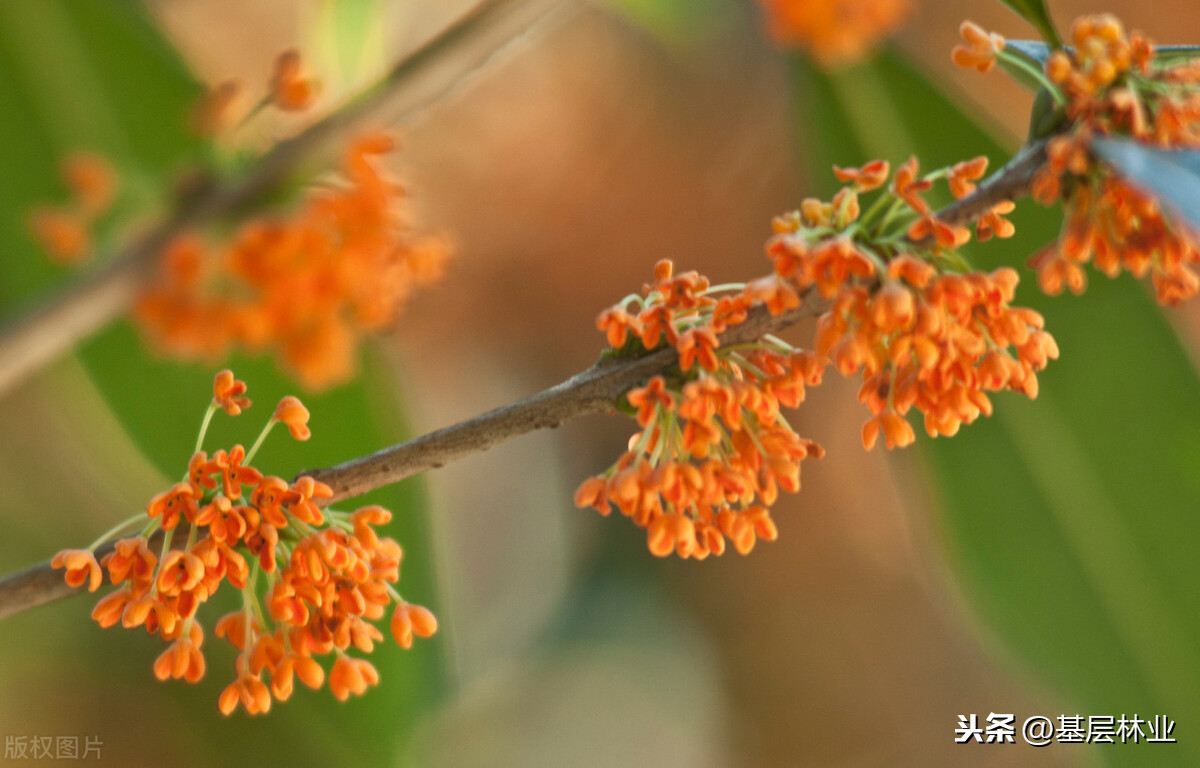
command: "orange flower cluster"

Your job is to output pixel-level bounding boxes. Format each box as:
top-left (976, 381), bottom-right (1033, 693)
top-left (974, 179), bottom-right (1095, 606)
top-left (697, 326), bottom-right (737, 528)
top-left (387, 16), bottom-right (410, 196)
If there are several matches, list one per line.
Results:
top-left (819, 265), bottom-right (1057, 446)
top-left (958, 15), bottom-right (1200, 305)
top-left (767, 158), bottom-right (1053, 445)
top-left (52, 370), bottom-right (436, 715)
top-left (29, 152), bottom-right (118, 265)
top-left (757, 0), bottom-right (910, 64)
top-left (580, 260), bottom-right (823, 558)
top-left (135, 133), bottom-right (449, 388)
top-left (582, 152), bottom-right (1060, 556)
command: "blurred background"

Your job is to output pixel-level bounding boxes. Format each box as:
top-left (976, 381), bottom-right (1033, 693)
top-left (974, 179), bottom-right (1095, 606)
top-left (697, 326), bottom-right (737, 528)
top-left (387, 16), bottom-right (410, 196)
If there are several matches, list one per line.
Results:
top-left (2, 0), bottom-right (1200, 766)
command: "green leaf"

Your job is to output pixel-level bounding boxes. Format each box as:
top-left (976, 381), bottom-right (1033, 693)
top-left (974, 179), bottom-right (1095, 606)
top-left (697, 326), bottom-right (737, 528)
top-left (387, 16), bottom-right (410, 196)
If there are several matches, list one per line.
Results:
top-left (793, 47), bottom-right (1200, 766)
top-left (1004, 38), bottom-right (1053, 65)
top-left (1026, 86), bottom-right (1064, 140)
top-left (1092, 138), bottom-right (1200, 231)
top-left (0, 1), bottom-right (444, 762)
top-left (313, 0), bottom-right (386, 91)
top-left (996, 0), bottom-right (1062, 47)
top-left (996, 50), bottom-right (1051, 94)
top-left (600, 0), bottom-right (732, 47)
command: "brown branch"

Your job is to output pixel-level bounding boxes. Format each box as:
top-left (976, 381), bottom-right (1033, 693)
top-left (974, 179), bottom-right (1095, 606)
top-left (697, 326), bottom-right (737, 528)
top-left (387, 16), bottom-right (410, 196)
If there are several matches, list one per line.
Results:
top-left (0, 135), bottom-right (1050, 622)
top-left (308, 299), bottom-right (824, 503)
top-left (0, 526), bottom-right (183, 622)
top-left (0, 0), bottom-right (573, 400)
top-left (935, 141), bottom-right (1048, 228)
top-left (0, 558), bottom-right (103, 622)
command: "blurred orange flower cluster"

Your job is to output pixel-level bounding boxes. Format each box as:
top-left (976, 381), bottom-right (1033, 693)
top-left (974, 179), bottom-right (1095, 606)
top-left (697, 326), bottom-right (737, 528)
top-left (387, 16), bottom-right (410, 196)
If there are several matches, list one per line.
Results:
top-left (52, 370), bottom-right (436, 715)
top-left (958, 15), bottom-right (1200, 305)
top-left (135, 133), bottom-right (449, 389)
top-left (28, 152), bottom-right (118, 265)
top-left (579, 260), bottom-right (824, 559)
top-left (757, 0), bottom-right (910, 64)
top-left (30, 50), bottom-right (448, 390)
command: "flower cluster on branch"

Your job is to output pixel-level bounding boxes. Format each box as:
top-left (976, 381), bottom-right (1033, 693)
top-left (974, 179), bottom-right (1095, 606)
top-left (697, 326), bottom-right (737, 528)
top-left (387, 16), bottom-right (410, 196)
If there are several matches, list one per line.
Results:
top-left (135, 133), bottom-right (449, 389)
top-left (30, 51), bottom-right (450, 390)
top-left (580, 153), bottom-right (1058, 555)
top-left (51, 371), bottom-right (436, 715)
top-left (579, 260), bottom-right (825, 559)
top-left (957, 15), bottom-right (1200, 304)
top-left (29, 153), bottom-right (118, 266)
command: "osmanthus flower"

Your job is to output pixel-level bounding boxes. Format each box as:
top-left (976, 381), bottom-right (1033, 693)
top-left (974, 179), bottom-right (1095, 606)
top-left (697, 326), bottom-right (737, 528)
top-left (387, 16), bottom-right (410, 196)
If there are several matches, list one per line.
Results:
top-left (957, 14), bottom-right (1200, 305)
top-left (820, 264), bottom-right (1057, 445)
top-left (52, 369), bottom-right (437, 716)
top-left (270, 49), bottom-right (319, 111)
top-left (191, 48), bottom-right (317, 139)
top-left (28, 152), bottom-right (119, 265)
top-left (212, 369), bottom-right (251, 415)
top-left (757, 0), bottom-right (911, 65)
top-left (951, 21), bottom-right (1006, 74)
top-left (766, 159), bottom-right (1056, 446)
top-left (28, 50), bottom-right (449, 390)
top-left (49, 549), bottom-right (103, 592)
top-left (135, 129), bottom-right (450, 389)
top-left (579, 260), bottom-right (825, 559)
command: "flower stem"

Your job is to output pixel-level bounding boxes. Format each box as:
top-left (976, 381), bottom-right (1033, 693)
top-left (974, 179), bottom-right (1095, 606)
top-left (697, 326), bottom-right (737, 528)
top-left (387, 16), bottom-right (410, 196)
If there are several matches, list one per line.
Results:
top-left (86, 513), bottom-right (149, 551)
top-left (998, 50), bottom-right (1066, 105)
top-left (244, 418), bottom-right (278, 465)
top-left (194, 404), bottom-right (218, 455)
top-left (150, 526), bottom-right (176, 598)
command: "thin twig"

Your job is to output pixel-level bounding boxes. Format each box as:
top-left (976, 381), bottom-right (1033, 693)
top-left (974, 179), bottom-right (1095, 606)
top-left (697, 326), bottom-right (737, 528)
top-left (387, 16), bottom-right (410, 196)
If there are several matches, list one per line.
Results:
top-left (0, 139), bottom-right (1049, 621)
top-left (0, 0), bottom-right (572, 399)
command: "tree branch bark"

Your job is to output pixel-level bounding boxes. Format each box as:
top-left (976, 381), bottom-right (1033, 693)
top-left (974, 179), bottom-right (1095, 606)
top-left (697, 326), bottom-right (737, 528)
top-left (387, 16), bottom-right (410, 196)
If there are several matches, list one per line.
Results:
top-left (0, 134), bottom-right (1050, 621)
top-left (0, 0), bottom-right (573, 399)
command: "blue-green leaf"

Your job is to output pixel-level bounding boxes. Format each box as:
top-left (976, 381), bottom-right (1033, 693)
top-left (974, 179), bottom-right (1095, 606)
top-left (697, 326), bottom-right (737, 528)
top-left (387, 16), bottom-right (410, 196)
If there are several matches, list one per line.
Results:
top-left (1004, 38), bottom-right (1053, 65)
top-left (1092, 138), bottom-right (1200, 231)
top-left (1155, 45), bottom-right (1200, 64)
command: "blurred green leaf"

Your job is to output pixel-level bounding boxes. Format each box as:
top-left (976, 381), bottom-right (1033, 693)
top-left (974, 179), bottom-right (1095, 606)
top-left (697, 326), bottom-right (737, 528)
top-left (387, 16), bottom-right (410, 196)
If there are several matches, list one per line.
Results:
top-left (1026, 86), bottom-right (1063, 140)
top-left (996, 0), bottom-right (1062, 47)
top-left (314, 0), bottom-right (386, 92)
top-left (1092, 138), bottom-right (1200, 230)
top-left (601, 0), bottom-right (733, 47)
top-left (793, 48), bottom-right (1200, 766)
top-left (0, 1), bottom-right (443, 763)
